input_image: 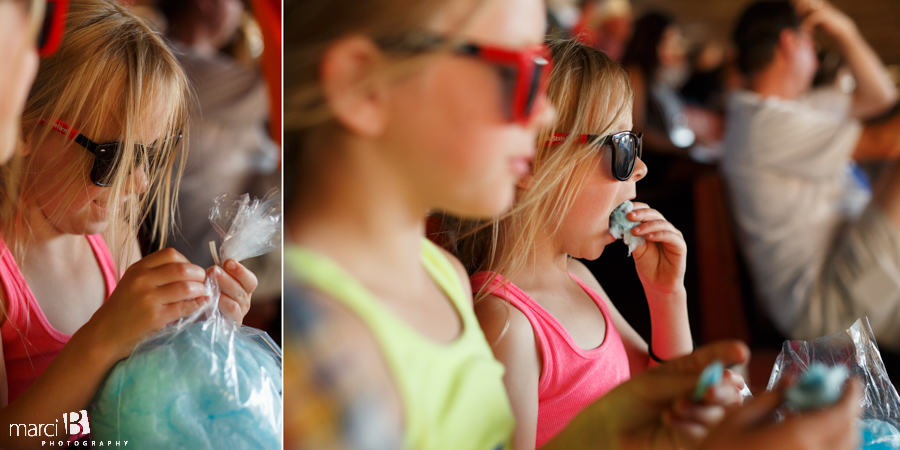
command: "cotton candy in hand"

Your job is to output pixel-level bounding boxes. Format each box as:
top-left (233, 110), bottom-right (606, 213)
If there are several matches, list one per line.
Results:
top-left (609, 201), bottom-right (645, 256)
top-left (693, 361), bottom-right (724, 402)
top-left (784, 363), bottom-right (849, 411)
top-left (90, 316), bottom-right (283, 449)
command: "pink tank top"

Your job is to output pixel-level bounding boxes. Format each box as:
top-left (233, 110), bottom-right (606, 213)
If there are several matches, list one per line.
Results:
top-left (471, 272), bottom-right (631, 448)
top-left (0, 235), bottom-right (118, 402)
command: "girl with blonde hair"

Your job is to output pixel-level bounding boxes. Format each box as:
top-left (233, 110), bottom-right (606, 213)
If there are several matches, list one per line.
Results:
top-left (0, 1), bottom-right (258, 446)
top-left (447, 38), bottom-right (740, 448)
top-left (283, 0), bottom-right (756, 446)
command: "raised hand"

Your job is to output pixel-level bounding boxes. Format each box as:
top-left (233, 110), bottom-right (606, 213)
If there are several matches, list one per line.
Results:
top-left (627, 202), bottom-right (687, 297)
top-left (84, 248), bottom-right (209, 361)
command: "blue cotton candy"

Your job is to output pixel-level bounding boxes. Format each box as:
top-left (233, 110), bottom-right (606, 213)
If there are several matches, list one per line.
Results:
top-left (90, 316), bottom-right (283, 450)
top-left (785, 363), bottom-right (848, 411)
top-left (693, 361), bottom-right (724, 401)
top-left (609, 201), bottom-right (645, 256)
top-left (861, 419), bottom-right (900, 449)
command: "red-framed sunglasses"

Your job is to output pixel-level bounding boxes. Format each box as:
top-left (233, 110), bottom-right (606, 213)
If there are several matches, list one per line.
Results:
top-left (378, 34), bottom-right (553, 125)
top-left (547, 131), bottom-right (643, 181)
top-left (39, 119), bottom-right (181, 187)
top-left (37, 0), bottom-right (69, 57)
top-left (20, 0), bottom-right (68, 57)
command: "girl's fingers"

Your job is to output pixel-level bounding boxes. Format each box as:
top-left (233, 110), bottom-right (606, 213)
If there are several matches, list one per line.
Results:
top-left (672, 401), bottom-right (727, 427)
top-left (153, 280), bottom-right (209, 304)
top-left (627, 207), bottom-right (665, 222)
top-left (215, 267), bottom-right (251, 311)
top-left (631, 219), bottom-right (679, 236)
top-left (630, 201), bottom-right (650, 210)
top-left (729, 388), bottom-right (786, 428)
top-left (662, 410), bottom-right (710, 442)
top-left (138, 247), bottom-right (191, 270)
top-left (702, 384), bottom-right (743, 407)
top-left (147, 262), bottom-right (207, 287)
top-left (218, 298), bottom-right (243, 323)
top-left (162, 296), bottom-right (209, 323)
top-left (644, 230), bottom-right (688, 252)
top-left (723, 369), bottom-right (746, 391)
top-left (222, 260), bottom-right (259, 294)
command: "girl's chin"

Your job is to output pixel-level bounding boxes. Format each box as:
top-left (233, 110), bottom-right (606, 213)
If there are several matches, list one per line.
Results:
top-left (444, 190), bottom-right (515, 220)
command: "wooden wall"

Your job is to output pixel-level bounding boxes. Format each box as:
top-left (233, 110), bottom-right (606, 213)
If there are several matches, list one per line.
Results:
top-left (632, 0), bottom-right (900, 65)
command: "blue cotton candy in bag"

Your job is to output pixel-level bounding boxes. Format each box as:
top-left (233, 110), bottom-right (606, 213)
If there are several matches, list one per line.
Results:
top-left (90, 189), bottom-right (283, 449)
top-left (784, 363), bottom-right (848, 411)
top-left (90, 318), bottom-right (282, 449)
top-left (861, 419), bottom-right (900, 449)
top-left (609, 200), bottom-right (645, 256)
top-left (766, 318), bottom-right (900, 450)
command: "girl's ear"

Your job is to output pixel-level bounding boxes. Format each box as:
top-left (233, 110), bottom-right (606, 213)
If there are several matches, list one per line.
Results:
top-left (516, 173), bottom-right (533, 190)
top-left (320, 35), bottom-right (390, 137)
top-left (18, 130), bottom-right (32, 157)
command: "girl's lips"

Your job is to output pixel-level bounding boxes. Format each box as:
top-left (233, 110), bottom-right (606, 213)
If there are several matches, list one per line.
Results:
top-left (91, 200), bottom-right (109, 216)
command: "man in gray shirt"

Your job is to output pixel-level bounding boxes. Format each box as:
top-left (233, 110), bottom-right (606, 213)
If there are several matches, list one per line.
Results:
top-left (723, 0), bottom-right (900, 348)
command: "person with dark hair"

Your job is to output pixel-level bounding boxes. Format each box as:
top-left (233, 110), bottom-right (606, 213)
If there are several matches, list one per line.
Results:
top-left (722, 0), bottom-right (900, 350)
top-left (622, 12), bottom-right (723, 161)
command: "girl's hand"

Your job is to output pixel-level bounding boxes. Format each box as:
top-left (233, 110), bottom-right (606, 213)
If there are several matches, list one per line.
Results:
top-left (627, 202), bottom-right (687, 297)
top-left (700, 380), bottom-right (862, 450)
top-left (212, 259), bottom-right (258, 325)
top-left (587, 341), bottom-right (750, 450)
top-left (84, 248), bottom-right (209, 362)
top-left (662, 368), bottom-right (748, 444)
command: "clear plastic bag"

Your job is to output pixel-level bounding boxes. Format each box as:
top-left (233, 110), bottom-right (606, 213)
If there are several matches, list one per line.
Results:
top-left (90, 189), bottom-right (283, 450)
top-left (766, 318), bottom-right (900, 449)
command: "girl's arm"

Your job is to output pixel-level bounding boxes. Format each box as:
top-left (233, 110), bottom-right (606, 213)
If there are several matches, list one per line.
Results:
top-left (570, 252), bottom-right (692, 371)
top-left (627, 204), bottom-right (694, 365)
top-left (475, 295), bottom-right (542, 450)
top-left (0, 248), bottom-right (209, 449)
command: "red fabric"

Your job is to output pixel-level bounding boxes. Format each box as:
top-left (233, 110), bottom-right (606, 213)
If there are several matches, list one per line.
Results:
top-left (471, 272), bottom-right (631, 448)
top-left (250, 0), bottom-right (282, 148)
top-left (1, 235), bottom-right (117, 402)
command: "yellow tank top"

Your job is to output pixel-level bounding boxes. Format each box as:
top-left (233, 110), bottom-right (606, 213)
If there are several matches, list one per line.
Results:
top-left (285, 238), bottom-right (514, 449)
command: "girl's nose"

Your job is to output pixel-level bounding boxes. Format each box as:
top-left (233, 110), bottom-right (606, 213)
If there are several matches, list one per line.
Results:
top-left (128, 163), bottom-right (150, 195)
top-left (630, 156), bottom-right (648, 182)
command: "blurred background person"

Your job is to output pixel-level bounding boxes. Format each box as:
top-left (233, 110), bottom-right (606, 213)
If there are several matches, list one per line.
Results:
top-left (623, 12), bottom-right (724, 161)
top-left (153, 0), bottom-right (281, 332)
top-left (723, 0), bottom-right (900, 365)
top-left (572, 0), bottom-right (634, 61)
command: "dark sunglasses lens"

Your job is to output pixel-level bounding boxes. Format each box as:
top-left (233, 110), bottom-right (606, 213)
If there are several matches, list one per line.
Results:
top-left (613, 134), bottom-right (637, 180)
top-left (37, 2), bottom-right (56, 51)
top-left (497, 66), bottom-right (517, 120)
top-left (522, 58), bottom-right (547, 118)
top-left (90, 144), bottom-right (117, 187)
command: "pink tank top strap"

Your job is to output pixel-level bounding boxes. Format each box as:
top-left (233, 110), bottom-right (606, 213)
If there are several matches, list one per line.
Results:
top-left (568, 272), bottom-right (616, 324)
top-left (471, 271), bottom-right (557, 392)
top-left (0, 240), bottom-right (31, 338)
top-left (0, 235), bottom-right (119, 403)
top-left (86, 234), bottom-right (119, 296)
